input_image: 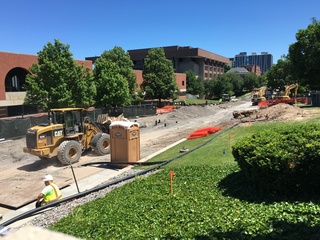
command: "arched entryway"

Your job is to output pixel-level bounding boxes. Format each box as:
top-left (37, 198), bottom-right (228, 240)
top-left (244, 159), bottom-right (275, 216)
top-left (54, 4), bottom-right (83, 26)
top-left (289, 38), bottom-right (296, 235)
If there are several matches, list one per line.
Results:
top-left (5, 67), bottom-right (29, 92)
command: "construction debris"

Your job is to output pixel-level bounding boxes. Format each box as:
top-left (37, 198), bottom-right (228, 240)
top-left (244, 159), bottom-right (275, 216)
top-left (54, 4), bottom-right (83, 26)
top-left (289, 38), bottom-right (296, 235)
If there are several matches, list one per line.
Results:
top-left (233, 110), bottom-right (258, 119)
top-left (234, 104), bottom-right (313, 121)
top-left (96, 113), bottom-right (128, 124)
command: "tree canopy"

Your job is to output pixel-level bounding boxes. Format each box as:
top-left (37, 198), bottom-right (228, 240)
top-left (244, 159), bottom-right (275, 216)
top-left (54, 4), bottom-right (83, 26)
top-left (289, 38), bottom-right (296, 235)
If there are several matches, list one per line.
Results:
top-left (93, 48), bottom-right (130, 108)
top-left (185, 70), bottom-right (204, 96)
top-left (203, 71), bottom-right (261, 99)
top-left (24, 39), bottom-right (95, 110)
top-left (226, 72), bottom-right (244, 96)
top-left (204, 74), bottom-right (233, 99)
top-left (243, 72), bottom-right (261, 91)
top-left (288, 18), bottom-right (320, 89)
top-left (98, 47), bottom-right (140, 104)
top-left (264, 57), bottom-right (295, 90)
top-left (141, 48), bottom-right (179, 103)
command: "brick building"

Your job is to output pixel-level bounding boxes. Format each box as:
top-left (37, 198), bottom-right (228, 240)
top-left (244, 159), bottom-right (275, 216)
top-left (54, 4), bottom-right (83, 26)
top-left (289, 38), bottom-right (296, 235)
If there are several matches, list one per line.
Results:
top-left (127, 45), bottom-right (230, 81)
top-left (0, 51), bottom-right (92, 117)
top-left (133, 70), bottom-right (186, 98)
top-left (0, 51), bottom-right (186, 117)
top-left (0, 52), bottom-right (37, 117)
top-left (244, 64), bottom-right (261, 76)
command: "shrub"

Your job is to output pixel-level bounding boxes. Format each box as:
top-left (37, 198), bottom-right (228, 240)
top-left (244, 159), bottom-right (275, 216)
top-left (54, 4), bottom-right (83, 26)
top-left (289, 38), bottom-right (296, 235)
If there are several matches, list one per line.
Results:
top-left (232, 123), bottom-right (320, 196)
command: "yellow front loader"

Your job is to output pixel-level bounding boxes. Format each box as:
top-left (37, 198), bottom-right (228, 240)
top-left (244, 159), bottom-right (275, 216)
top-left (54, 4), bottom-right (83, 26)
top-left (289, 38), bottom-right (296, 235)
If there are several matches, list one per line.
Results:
top-left (23, 108), bottom-right (111, 165)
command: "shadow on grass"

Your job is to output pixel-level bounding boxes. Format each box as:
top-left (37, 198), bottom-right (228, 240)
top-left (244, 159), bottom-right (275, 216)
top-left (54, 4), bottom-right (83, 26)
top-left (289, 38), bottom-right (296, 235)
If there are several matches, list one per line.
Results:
top-left (210, 170), bottom-right (320, 239)
top-left (192, 221), bottom-right (320, 240)
top-left (218, 170), bottom-right (320, 204)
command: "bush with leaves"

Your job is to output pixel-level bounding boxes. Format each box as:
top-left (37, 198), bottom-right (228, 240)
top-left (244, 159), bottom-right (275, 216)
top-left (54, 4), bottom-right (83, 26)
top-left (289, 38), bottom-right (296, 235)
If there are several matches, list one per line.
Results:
top-left (232, 123), bottom-right (320, 196)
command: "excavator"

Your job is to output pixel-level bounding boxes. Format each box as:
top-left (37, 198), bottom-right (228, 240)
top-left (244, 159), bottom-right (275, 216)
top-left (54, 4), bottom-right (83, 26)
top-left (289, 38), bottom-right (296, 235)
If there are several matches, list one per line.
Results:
top-left (274, 83), bottom-right (298, 100)
top-left (257, 83), bottom-right (305, 107)
top-left (251, 86), bottom-right (267, 106)
top-left (23, 108), bottom-right (112, 165)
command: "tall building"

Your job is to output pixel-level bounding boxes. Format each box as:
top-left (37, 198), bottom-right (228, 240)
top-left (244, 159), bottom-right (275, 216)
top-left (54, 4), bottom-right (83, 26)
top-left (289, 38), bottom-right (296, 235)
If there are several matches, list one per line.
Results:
top-left (234, 52), bottom-right (273, 74)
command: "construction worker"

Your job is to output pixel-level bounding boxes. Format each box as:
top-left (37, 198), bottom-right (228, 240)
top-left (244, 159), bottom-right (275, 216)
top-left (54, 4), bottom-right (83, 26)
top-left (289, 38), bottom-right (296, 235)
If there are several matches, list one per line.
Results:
top-left (36, 174), bottom-right (62, 208)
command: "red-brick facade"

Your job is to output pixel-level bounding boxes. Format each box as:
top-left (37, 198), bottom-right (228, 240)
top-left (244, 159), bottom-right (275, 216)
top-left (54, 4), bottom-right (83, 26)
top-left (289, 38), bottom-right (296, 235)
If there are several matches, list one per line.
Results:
top-left (134, 70), bottom-right (186, 99)
top-left (0, 52), bottom-right (186, 117)
top-left (0, 52), bottom-right (37, 100)
top-left (0, 51), bottom-right (92, 100)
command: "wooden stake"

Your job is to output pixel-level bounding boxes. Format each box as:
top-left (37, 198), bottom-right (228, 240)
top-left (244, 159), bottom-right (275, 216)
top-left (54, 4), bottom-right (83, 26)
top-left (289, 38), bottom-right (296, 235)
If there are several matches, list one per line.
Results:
top-left (169, 171), bottom-right (176, 195)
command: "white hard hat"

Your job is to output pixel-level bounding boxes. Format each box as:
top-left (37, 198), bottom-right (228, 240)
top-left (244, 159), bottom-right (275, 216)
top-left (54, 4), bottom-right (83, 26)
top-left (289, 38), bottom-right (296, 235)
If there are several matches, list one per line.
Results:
top-left (43, 174), bottom-right (53, 182)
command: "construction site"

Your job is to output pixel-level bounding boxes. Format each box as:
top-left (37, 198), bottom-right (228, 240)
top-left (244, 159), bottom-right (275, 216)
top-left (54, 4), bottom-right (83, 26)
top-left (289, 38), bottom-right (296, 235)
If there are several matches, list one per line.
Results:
top-left (0, 96), bottom-right (319, 232)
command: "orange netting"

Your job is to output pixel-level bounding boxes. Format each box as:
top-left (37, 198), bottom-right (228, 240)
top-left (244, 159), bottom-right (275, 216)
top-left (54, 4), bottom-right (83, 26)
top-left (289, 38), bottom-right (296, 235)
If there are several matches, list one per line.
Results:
top-left (187, 126), bottom-right (222, 140)
top-left (156, 105), bottom-right (176, 114)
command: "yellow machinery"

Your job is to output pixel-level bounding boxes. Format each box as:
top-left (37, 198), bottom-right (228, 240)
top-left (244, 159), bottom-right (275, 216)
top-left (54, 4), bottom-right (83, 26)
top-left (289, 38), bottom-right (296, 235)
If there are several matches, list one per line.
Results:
top-left (23, 108), bottom-right (111, 165)
top-left (275, 83), bottom-right (298, 100)
top-left (251, 86), bottom-right (267, 105)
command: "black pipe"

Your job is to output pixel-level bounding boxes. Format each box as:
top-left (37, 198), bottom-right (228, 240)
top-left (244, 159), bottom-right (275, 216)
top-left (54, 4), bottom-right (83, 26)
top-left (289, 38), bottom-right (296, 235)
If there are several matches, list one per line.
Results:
top-left (80, 161), bottom-right (167, 167)
top-left (69, 163), bottom-right (80, 193)
top-left (0, 165), bottom-right (159, 227)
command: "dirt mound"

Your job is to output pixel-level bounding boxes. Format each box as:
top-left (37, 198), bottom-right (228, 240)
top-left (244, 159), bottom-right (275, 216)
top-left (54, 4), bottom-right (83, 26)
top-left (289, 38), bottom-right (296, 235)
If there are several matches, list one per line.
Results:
top-left (258, 104), bottom-right (308, 121)
top-left (168, 105), bottom-right (219, 119)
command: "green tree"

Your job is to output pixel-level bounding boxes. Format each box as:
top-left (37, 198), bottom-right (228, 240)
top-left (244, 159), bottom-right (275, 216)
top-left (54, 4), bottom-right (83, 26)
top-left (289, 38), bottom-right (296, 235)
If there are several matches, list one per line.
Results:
top-left (204, 75), bottom-right (233, 99)
top-left (185, 70), bottom-right (204, 96)
top-left (224, 64), bottom-right (231, 73)
top-left (243, 72), bottom-right (260, 91)
top-left (265, 57), bottom-right (294, 90)
top-left (99, 47), bottom-right (140, 104)
top-left (141, 48), bottom-right (179, 104)
top-left (93, 54), bottom-right (130, 108)
top-left (24, 39), bottom-right (95, 110)
top-left (203, 79), bottom-right (216, 99)
top-left (226, 72), bottom-right (243, 95)
top-left (288, 18), bottom-right (320, 89)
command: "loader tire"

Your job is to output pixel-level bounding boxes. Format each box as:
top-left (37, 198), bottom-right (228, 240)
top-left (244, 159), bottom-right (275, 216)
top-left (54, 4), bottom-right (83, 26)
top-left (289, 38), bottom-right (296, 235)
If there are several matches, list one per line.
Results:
top-left (57, 140), bottom-right (81, 165)
top-left (94, 133), bottom-right (110, 155)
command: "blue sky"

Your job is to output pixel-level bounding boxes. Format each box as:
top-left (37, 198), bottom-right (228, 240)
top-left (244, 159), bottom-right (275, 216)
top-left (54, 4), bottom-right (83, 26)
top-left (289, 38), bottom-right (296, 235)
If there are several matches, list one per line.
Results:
top-left (1, 0), bottom-right (319, 63)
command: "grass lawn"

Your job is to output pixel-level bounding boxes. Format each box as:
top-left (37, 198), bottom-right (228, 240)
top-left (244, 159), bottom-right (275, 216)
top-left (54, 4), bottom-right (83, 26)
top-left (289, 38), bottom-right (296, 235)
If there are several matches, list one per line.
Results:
top-left (50, 118), bottom-right (320, 239)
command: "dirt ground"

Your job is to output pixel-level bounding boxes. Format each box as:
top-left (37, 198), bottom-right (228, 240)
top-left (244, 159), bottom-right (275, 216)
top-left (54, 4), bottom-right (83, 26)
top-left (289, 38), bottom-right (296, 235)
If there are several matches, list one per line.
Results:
top-left (0, 98), bottom-right (319, 213)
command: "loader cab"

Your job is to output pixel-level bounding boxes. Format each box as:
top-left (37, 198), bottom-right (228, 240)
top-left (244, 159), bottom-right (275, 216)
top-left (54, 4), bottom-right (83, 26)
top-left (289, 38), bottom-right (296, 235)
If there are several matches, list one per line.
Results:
top-left (49, 108), bottom-right (84, 136)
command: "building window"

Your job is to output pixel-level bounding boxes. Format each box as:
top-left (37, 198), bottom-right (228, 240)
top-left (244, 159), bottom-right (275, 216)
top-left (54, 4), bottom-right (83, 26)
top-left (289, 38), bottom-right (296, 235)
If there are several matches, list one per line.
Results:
top-left (12, 76), bottom-right (19, 91)
top-left (182, 81), bottom-right (185, 86)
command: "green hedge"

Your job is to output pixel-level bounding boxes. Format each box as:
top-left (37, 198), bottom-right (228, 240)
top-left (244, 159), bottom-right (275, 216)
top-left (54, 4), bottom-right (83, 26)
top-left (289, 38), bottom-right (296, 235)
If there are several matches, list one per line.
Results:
top-left (232, 123), bottom-right (320, 196)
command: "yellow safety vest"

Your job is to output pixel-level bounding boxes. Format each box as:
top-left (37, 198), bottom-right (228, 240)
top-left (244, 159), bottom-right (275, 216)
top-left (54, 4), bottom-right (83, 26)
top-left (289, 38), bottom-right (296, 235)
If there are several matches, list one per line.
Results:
top-left (42, 183), bottom-right (62, 205)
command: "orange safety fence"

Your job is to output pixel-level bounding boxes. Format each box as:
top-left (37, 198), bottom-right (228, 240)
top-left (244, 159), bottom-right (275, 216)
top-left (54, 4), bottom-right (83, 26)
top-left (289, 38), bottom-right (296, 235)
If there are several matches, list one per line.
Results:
top-left (156, 105), bottom-right (176, 114)
top-left (258, 97), bottom-right (308, 108)
top-left (187, 126), bottom-right (222, 140)
top-left (258, 101), bottom-right (269, 108)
